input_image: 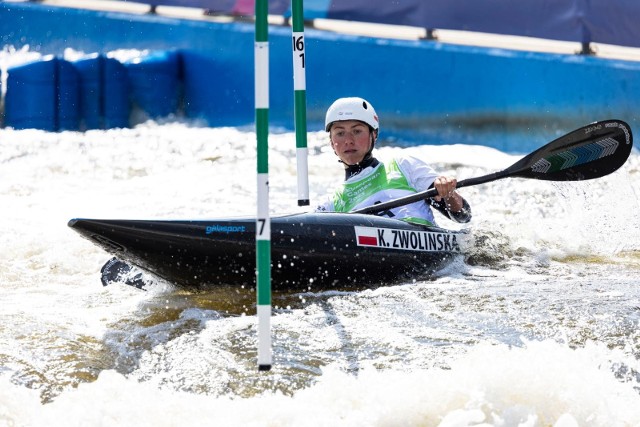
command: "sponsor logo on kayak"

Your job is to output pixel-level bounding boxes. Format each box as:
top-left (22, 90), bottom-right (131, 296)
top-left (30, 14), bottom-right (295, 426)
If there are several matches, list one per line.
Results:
top-left (354, 226), bottom-right (461, 252)
top-left (206, 225), bottom-right (247, 234)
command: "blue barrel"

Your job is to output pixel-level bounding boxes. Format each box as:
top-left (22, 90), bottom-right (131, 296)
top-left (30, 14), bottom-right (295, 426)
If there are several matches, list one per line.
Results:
top-left (123, 50), bottom-right (181, 120)
top-left (103, 57), bottom-right (130, 128)
top-left (5, 56), bottom-right (57, 131)
top-left (57, 58), bottom-right (80, 131)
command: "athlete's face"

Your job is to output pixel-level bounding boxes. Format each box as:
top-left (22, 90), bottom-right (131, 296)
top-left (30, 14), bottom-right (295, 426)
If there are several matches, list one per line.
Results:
top-left (329, 120), bottom-right (376, 166)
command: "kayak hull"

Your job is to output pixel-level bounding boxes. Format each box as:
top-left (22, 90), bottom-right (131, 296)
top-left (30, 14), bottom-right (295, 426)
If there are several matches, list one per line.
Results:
top-left (68, 212), bottom-right (467, 290)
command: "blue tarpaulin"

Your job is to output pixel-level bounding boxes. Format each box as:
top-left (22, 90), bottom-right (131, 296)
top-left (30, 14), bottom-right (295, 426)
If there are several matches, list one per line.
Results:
top-left (145, 0), bottom-right (640, 48)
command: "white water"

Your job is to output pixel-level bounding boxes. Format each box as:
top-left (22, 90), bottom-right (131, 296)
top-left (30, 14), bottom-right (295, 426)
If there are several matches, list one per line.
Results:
top-left (2, 48), bottom-right (640, 427)
top-left (1, 121), bottom-right (639, 426)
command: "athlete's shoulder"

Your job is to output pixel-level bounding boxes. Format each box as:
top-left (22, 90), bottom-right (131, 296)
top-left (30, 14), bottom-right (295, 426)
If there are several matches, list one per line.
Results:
top-left (390, 155), bottom-right (430, 172)
top-left (394, 154), bottom-right (427, 164)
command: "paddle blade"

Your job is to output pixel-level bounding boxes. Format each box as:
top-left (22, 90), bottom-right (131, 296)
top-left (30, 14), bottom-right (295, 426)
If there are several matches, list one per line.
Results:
top-left (100, 257), bottom-right (149, 290)
top-left (506, 119), bottom-right (633, 181)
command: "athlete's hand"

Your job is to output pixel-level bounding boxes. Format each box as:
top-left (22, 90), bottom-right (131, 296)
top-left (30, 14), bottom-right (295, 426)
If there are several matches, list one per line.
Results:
top-left (433, 176), bottom-right (458, 202)
top-left (433, 176), bottom-right (465, 213)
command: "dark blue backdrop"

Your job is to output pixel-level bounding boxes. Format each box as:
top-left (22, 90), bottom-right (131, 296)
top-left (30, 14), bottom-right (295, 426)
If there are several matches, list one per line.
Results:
top-left (145, 0), bottom-right (640, 48)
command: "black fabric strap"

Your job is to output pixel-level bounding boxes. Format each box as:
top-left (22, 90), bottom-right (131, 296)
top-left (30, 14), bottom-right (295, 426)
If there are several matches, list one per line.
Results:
top-left (344, 156), bottom-right (379, 180)
top-left (429, 197), bottom-right (472, 223)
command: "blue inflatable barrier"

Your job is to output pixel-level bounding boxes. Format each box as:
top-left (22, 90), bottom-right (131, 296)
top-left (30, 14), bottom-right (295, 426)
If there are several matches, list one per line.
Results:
top-left (72, 54), bottom-right (130, 129)
top-left (5, 55), bottom-right (80, 131)
top-left (4, 50), bottom-right (181, 131)
top-left (123, 50), bottom-right (181, 120)
top-left (4, 52), bottom-right (134, 132)
top-left (57, 59), bottom-right (80, 131)
top-left (6, 56), bottom-right (56, 131)
top-left (103, 56), bottom-right (130, 128)
top-left (73, 54), bottom-right (103, 130)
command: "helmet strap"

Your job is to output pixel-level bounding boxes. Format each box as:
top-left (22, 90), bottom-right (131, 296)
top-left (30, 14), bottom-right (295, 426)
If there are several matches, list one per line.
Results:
top-left (365, 128), bottom-right (377, 157)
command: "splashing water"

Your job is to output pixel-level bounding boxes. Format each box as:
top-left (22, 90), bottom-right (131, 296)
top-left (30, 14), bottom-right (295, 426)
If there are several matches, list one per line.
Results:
top-left (2, 46), bottom-right (640, 427)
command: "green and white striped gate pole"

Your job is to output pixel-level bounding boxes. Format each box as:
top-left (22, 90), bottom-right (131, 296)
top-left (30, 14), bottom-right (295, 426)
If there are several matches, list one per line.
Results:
top-left (255, 0), bottom-right (272, 371)
top-left (291, 0), bottom-right (310, 206)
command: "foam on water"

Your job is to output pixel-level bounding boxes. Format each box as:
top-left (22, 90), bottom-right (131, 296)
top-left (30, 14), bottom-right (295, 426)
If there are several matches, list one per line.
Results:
top-left (1, 121), bottom-right (639, 422)
top-left (1, 340), bottom-right (639, 426)
top-left (2, 45), bottom-right (640, 424)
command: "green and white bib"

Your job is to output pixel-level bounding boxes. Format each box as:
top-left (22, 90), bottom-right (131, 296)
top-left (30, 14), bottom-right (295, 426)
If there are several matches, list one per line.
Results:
top-left (317, 156), bottom-right (438, 226)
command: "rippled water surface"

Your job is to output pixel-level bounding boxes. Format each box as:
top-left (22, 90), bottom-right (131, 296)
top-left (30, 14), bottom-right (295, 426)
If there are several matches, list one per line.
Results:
top-left (1, 119), bottom-right (639, 426)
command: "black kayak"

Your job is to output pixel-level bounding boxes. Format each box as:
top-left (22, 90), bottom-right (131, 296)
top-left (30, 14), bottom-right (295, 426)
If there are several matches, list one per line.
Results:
top-left (68, 212), bottom-right (468, 290)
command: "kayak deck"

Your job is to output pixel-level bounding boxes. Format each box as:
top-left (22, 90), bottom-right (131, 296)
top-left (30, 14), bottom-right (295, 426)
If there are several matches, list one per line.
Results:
top-left (68, 212), bottom-right (468, 290)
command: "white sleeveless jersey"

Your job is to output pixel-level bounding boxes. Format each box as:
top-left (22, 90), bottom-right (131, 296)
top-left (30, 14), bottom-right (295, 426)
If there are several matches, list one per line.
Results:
top-left (315, 156), bottom-right (439, 226)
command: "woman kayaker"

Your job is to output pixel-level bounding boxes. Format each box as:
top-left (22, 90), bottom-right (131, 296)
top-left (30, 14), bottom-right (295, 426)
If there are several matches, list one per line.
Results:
top-left (315, 97), bottom-right (471, 226)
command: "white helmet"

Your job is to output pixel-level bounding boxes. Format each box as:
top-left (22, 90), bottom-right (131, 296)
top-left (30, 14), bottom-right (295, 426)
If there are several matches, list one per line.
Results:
top-left (325, 97), bottom-right (379, 132)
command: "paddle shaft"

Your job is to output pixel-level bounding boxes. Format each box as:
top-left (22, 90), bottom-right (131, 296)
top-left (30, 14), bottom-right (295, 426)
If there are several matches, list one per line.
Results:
top-left (353, 171), bottom-right (507, 214)
top-left (352, 119), bottom-right (632, 215)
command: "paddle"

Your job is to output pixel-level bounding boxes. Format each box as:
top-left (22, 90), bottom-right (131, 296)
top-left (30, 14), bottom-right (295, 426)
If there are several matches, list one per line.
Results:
top-left (353, 119), bottom-right (633, 215)
top-left (100, 257), bottom-right (149, 290)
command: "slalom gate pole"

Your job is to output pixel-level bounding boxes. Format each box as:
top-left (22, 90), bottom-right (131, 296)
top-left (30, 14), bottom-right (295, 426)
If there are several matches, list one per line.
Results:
top-left (291, 0), bottom-right (310, 206)
top-left (255, 0), bottom-right (272, 371)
